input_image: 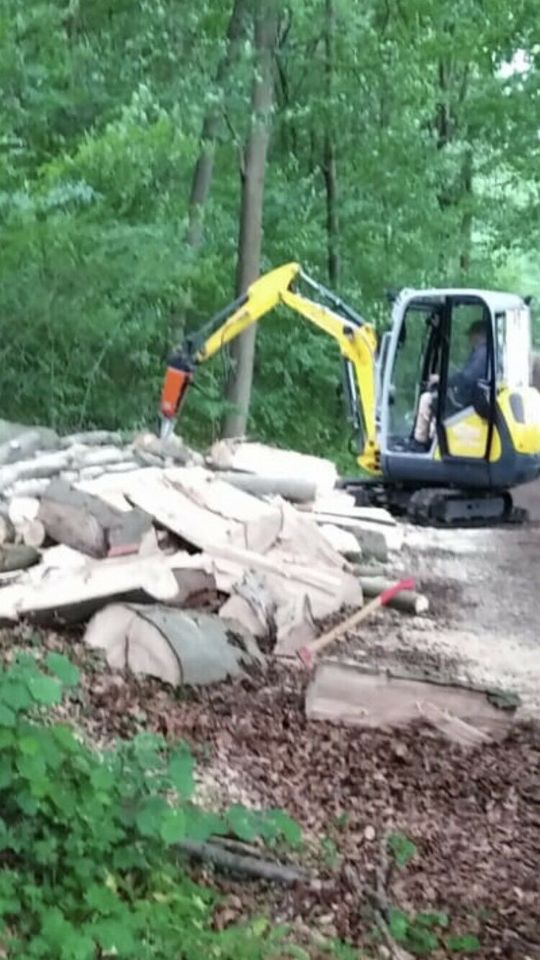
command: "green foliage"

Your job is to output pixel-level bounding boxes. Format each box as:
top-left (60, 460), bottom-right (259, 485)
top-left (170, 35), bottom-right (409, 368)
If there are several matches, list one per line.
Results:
top-left (0, 653), bottom-right (302, 958)
top-left (446, 933), bottom-right (481, 953)
top-left (0, 0), bottom-right (539, 459)
top-left (387, 832), bottom-right (418, 868)
top-left (386, 907), bottom-right (479, 957)
top-left (382, 834), bottom-right (481, 956)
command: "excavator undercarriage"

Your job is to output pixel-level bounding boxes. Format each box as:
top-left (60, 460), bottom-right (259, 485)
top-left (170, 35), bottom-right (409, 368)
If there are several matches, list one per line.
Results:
top-left (340, 479), bottom-right (528, 527)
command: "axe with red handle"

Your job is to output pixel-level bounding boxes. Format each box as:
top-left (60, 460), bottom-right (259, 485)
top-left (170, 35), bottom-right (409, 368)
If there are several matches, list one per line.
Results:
top-left (297, 577), bottom-right (415, 669)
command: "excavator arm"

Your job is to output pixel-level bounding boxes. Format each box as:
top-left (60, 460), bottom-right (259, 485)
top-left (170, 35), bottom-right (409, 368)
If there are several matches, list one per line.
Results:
top-left (159, 262), bottom-right (381, 475)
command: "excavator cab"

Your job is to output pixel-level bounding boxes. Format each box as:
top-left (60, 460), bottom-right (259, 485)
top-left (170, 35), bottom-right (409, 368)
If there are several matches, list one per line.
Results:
top-left (375, 289), bottom-right (540, 520)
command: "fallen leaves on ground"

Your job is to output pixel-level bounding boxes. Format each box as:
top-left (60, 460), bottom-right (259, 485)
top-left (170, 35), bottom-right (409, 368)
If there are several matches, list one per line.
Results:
top-left (1, 625), bottom-right (538, 958)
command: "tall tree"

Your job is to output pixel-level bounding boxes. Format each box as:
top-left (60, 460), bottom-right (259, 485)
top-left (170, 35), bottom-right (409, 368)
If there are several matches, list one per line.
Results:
top-left (321, 0), bottom-right (340, 287)
top-left (222, 0), bottom-right (280, 438)
top-left (186, 0), bottom-right (250, 248)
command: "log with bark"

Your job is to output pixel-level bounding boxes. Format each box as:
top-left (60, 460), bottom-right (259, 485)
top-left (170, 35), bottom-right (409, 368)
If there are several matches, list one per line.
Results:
top-left (177, 838), bottom-right (310, 885)
top-left (212, 471), bottom-right (317, 504)
top-left (0, 544), bottom-right (40, 574)
top-left (356, 576), bottom-right (429, 614)
top-left (132, 432), bottom-right (197, 466)
top-left (38, 480), bottom-right (120, 558)
top-left (209, 440), bottom-right (338, 495)
top-left (60, 430), bottom-right (123, 448)
top-left (0, 450), bottom-right (72, 491)
top-left (37, 479), bottom-right (152, 558)
top-left (83, 603), bottom-right (263, 686)
top-left (0, 421), bottom-right (58, 457)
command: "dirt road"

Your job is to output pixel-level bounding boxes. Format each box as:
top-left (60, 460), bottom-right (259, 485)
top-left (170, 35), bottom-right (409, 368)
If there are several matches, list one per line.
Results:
top-left (386, 480), bottom-right (540, 716)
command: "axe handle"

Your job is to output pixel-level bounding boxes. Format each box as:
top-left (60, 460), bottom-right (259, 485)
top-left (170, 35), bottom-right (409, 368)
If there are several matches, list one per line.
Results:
top-left (298, 577), bottom-right (415, 664)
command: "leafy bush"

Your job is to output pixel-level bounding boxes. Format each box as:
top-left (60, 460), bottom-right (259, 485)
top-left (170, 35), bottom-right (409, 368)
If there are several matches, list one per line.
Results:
top-left (0, 213), bottom-right (187, 431)
top-left (0, 651), bottom-right (299, 959)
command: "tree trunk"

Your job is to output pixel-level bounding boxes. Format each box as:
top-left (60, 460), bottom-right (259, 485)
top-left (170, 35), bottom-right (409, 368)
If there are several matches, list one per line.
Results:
top-left (222, 0), bottom-right (280, 439)
top-left (459, 146), bottom-right (473, 275)
top-left (185, 0), bottom-right (250, 248)
top-left (322, 0), bottom-right (340, 287)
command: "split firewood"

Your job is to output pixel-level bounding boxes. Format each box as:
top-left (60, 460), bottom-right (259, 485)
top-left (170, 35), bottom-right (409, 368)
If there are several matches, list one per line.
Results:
top-left (308, 513), bottom-right (402, 557)
top-left (177, 839), bottom-right (310, 885)
top-left (306, 497), bottom-right (397, 527)
top-left (0, 552), bottom-right (181, 623)
top-left (318, 523), bottom-right (362, 560)
top-left (357, 576), bottom-right (429, 614)
top-left (0, 544), bottom-right (40, 574)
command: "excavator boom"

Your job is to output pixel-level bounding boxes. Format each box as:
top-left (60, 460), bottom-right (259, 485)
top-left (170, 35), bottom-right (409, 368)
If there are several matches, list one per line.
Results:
top-left (160, 262), bottom-right (380, 474)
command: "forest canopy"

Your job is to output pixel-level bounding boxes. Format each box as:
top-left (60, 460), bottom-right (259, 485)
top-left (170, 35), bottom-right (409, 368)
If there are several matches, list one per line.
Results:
top-left (1, 0), bottom-right (539, 463)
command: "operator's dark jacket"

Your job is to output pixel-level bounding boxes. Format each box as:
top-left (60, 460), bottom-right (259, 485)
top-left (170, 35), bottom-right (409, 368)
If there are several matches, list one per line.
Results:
top-left (449, 342), bottom-right (488, 407)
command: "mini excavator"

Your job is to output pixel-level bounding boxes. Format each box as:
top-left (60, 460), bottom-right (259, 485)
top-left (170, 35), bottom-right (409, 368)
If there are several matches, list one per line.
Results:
top-left (159, 262), bottom-right (540, 525)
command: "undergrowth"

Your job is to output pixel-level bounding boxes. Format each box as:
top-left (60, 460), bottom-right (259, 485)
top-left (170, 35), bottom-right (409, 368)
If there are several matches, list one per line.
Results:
top-left (0, 651), bottom-right (485, 959)
top-left (0, 651), bottom-right (301, 959)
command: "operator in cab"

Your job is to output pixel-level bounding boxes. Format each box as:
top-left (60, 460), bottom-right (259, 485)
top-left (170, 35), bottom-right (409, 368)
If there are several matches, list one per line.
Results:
top-left (412, 318), bottom-right (488, 450)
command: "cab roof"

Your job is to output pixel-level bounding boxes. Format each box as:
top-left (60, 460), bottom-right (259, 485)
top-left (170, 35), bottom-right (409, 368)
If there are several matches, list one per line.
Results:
top-left (399, 289), bottom-right (527, 314)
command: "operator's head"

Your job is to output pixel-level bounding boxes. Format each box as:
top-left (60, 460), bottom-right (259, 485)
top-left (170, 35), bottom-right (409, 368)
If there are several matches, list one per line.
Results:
top-left (468, 318), bottom-right (488, 347)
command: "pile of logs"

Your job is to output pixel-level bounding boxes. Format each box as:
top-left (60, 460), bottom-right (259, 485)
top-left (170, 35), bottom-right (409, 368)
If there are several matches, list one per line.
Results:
top-left (0, 424), bottom-right (430, 692)
top-left (1, 424), bottom-right (514, 747)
